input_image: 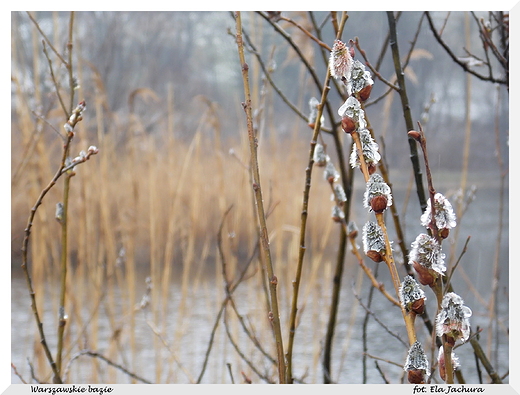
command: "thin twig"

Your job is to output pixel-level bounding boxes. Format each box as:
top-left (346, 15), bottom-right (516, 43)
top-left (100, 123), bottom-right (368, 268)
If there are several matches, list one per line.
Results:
top-left (26, 11), bottom-right (68, 65)
top-left (255, 11), bottom-right (339, 135)
top-left (20, 102), bottom-right (86, 384)
top-left (11, 363), bottom-right (28, 384)
top-left (235, 11), bottom-right (286, 383)
top-left (387, 11), bottom-right (427, 213)
top-left (279, 15), bottom-right (331, 51)
top-left (286, 38), bottom-right (335, 384)
top-left (424, 12), bottom-right (507, 87)
top-left (63, 350), bottom-right (153, 384)
top-left (353, 287), bottom-right (408, 348)
top-left (223, 304), bottom-right (275, 384)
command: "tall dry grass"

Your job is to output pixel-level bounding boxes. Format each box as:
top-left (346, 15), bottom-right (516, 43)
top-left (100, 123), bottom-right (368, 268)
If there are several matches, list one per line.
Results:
top-left (11, 61), bottom-right (347, 383)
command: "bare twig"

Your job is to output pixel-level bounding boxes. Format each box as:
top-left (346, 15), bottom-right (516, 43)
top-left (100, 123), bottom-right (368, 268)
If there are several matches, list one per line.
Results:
top-left (424, 11), bottom-right (508, 88)
top-left (353, 287), bottom-right (407, 348)
top-left (387, 11), bottom-right (427, 212)
top-left (63, 350), bottom-right (153, 384)
top-left (235, 11), bottom-right (286, 383)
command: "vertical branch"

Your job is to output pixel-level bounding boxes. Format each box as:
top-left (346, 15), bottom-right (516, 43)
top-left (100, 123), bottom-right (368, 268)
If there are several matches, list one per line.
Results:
top-left (56, 172), bottom-right (71, 377)
top-left (56, 11), bottom-right (77, 379)
top-left (287, 13), bottom-right (349, 383)
top-left (386, 11), bottom-right (427, 212)
top-left (317, 13), bottom-right (353, 384)
top-left (67, 11), bottom-right (75, 113)
top-left (234, 11), bottom-right (286, 384)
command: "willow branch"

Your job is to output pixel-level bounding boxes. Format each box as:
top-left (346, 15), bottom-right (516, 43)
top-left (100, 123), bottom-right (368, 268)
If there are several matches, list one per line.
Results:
top-left (235, 11), bottom-right (286, 383)
top-left (424, 11), bottom-right (507, 87)
top-left (387, 11), bottom-right (428, 213)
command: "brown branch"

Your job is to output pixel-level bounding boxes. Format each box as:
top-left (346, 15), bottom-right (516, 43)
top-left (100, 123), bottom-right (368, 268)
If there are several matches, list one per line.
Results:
top-left (424, 12), bottom-right (507, 87)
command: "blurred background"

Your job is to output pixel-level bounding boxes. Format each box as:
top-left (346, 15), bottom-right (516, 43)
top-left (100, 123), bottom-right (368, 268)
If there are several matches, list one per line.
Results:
top-left (11, 11), bottom-right (508, 384)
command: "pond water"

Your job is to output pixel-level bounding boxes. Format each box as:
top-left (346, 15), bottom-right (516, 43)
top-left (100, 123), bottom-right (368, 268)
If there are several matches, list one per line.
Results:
top-left (11, 184), bottom-right (509, 384)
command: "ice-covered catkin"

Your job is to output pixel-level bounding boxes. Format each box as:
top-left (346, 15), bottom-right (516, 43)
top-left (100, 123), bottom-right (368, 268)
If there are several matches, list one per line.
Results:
top-left (338, 96), bottom-right (367, 133)
top-left (347, 59), bottom-right (374, 102)
top-left (331, 205), bottom-right (344, 223)
top-left (350, 128), bottom-right (381, 172)
top-left (363, 173), bottom-right (392, 213)
top-left (421, 192), bottom-right (457, 238)
top-left (362, 221), bottom-right (387, 262)
top-left (404, 341), bottom-right (430, 384)
top-left (409, 233), bottom-right (446, 286)
top-left (324, 161), bottom-right (340, 184)
top-left (399, 275), bottom-right (427, 315)
top-left (313, 143), bottom-right (329, 167)
top-left (333, 184), bottom-right (347, 205)
top-left (436, 292), bottom-right (472, 343)
top-left (308, 97), bottom-right (324, 129)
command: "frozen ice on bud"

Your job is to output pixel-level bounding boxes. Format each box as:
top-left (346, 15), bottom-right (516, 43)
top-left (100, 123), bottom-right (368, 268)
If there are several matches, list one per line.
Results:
top-left (347, 59), bottom-right (374, 102)
top-left (308, 97), bottom-right (324, 128)
top-left (329, 39), bottom-right (353, 81)
top-left (331, 205), bottom-right (344, 223)
top-left (404, 341), bottom-right (430, 384)
top-left (362, 221), bottom-right (387, 262)
top-left (338, 97), bottom-right (366, 132)
top-left (313, 143), bottom-right (329, 167)
top-left (347, 221), bottom-right (358, 239)
top-left (399, 276), bottom-right (427, 314)
top-left (324, 161), bottom-right (340, 184)
top-left (437, 346), bottom-right (461, 381)
top-left (88, 145), bottom-right (99, 155)
top-left (436, 292), bottom-right (472, 343)
top-left (64, 123), bottom-right (74, 133)
top-left (267, 58), bottom-right (277, 73)
top-left (409, 233), bottom-right (446, 285)
top-left (338, 96), bottom-right (361, 117)
top-left (333, 184), bottom-right (347, 205)
top-left (421, 192), bottom-right (457, 237)
top-left (363, 173), bottom-right (392, 213)
top-left (350, 128), bottom-right (381, 170)
top-left (55, 202), bottom-right (64, 224)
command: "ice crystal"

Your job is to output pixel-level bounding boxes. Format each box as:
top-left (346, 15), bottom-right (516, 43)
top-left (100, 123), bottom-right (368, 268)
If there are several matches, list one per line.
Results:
top-left (331, 205), bottom-right (344, 222)
top-left (404, 341), bottom-right (430, 376)
top-left (421, 192), bottom-right (457, 230)
top-left (324, 161), bottom-right (340, 183)
top-left (363, 173), bottom-right (392, 212)
top-left (362, 221), bottom-right (386, 255)
top-left (436, 292), bottom-right (472, 342)
top-left (350, 128), bottom-right (381, 169)
top-left (399, 276), bottom-right (426, 313)
top-left (308, 97), bottom-right (324, 127)
top-left (409, 233), bottom-right (446, 276)
top-left (313, 143), bottom-right (329, 167)
top-left (347, 59), bottom-right (374, 97)
top-left (338, 96), bottom-right (367, 130)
